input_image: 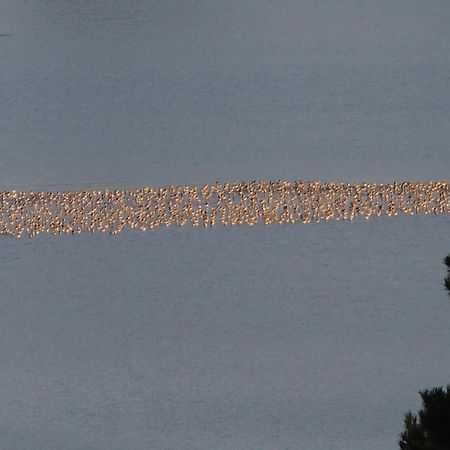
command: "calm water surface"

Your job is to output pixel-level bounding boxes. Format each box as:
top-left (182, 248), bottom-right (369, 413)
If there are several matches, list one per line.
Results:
top-left (1, 0), bottom-right (449, 189)
top-left (1, 2), bottom-right (450, 450)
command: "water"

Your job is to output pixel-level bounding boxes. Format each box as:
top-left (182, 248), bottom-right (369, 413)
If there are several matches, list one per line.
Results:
top-left (1, 1), bottom-right (450, 449)
top-left (1, 0), bottom-right (449, 189)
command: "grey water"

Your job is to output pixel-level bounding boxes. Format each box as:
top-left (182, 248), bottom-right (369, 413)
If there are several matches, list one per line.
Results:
top-left (1, 0), bottom-right (449, 190)
top-left (1, 1), bottom-right (450, 449)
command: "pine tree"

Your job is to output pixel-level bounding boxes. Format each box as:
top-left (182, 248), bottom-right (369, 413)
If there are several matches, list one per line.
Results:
top-left (399, 412), bottom-right (428, 450)
top-left (399, 386), bottom-right (450, 450)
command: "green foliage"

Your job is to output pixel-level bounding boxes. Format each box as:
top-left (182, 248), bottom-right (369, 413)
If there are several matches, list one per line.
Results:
top-left (399, 412), bottom-right (428, 450)
top-left (399, 386), bottom-right (450, 450)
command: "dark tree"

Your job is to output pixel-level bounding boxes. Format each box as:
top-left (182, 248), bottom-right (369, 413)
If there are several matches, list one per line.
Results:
top-left (399, 385), bottom-right (450, 450)
top-left (399, 256), bottom-right (450, 449)
top-left (444, 254), bottom-right (450, 294)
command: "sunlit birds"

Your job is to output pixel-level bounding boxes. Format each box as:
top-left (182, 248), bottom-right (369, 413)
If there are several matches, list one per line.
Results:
top-left (0, 180), bottom-right (449, 238)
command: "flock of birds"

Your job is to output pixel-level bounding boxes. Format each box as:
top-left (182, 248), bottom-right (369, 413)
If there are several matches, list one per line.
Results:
top-left (1, 180), bottom-right (449, 238)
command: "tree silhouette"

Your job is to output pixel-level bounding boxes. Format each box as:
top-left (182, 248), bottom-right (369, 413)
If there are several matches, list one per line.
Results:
top-left (444, 254), bottom-right (450, 294)
top-left (399, 256), bottom-right (450, 449)
top-left (399, 385), bottom-right (450, 450)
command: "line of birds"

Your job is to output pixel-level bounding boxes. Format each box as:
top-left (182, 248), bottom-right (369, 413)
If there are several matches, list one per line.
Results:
top-left (1, 180), bottom-right (449, 238)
